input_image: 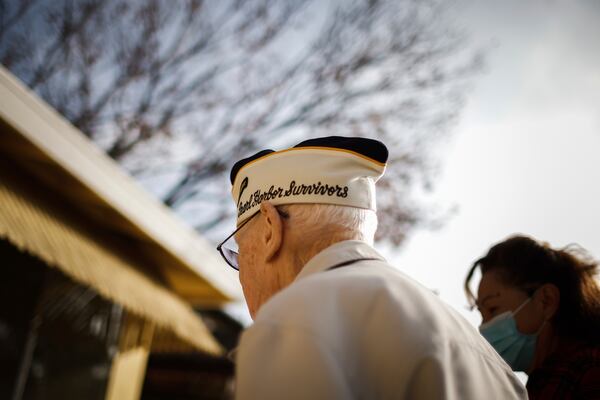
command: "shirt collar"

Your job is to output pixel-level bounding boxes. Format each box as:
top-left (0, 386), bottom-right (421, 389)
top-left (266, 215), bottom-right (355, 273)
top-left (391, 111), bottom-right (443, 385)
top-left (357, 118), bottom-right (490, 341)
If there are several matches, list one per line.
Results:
top-left (295, 240), bottom-right (386, 282)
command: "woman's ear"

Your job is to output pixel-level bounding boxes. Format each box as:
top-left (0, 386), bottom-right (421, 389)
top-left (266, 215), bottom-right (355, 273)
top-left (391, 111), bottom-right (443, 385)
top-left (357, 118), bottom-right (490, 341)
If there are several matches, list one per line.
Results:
top-left (259, 201), bottom-right (283, 262)
top-left (536, 283), bottom-right (560, 321)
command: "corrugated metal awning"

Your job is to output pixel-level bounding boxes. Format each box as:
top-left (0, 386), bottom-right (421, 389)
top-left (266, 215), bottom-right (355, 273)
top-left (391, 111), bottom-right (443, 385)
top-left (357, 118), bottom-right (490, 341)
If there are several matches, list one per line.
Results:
top-left (0, 65), bottom-right (241, 305)
top-left (0, 176), bottom-right (222, 356)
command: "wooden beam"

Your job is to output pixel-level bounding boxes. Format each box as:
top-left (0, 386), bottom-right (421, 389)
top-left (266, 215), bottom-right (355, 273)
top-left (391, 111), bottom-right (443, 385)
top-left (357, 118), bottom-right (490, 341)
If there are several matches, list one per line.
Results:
top-left (105, 313), bottom-right (154, 400)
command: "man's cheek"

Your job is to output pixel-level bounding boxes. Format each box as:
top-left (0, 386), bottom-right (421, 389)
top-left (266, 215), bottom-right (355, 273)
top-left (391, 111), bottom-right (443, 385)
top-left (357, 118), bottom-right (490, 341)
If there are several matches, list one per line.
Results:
top-left (238, 252), bottom-right (254, 288)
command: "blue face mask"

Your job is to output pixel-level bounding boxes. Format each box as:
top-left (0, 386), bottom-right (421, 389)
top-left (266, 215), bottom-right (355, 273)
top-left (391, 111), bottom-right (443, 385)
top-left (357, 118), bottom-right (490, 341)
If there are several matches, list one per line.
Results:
top-left (479, 297), bottom-right (543, 372)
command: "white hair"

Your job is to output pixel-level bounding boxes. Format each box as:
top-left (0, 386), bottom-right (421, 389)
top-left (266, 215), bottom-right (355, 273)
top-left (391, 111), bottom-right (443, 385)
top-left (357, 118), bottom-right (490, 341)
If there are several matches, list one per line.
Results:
top-left (279, 203), bottom-right (378, 266)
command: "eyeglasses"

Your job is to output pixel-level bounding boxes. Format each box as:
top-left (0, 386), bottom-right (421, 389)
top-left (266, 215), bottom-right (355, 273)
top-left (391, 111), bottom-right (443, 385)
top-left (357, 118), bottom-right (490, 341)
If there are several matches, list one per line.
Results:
top-left (216, 212), bottom-right (259, 271)
top-left (216, 209), bottom-right (288, 271)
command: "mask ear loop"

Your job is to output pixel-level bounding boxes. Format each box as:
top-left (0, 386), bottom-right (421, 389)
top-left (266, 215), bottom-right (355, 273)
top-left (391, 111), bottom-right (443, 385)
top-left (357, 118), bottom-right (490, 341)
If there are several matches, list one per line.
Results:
top-left (512, 296), bottom-right (532, 317)
top-left (535, 319), bottom-right (548, 335)
top-left (530, 288), bottom-right (549, 335)
top-left (514, 289), bottom-right (547, 335)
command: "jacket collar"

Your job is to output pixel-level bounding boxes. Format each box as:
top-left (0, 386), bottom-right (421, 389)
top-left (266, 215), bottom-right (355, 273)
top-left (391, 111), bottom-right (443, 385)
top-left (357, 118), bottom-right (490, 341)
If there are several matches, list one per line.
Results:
top-left (295, 240), bottom-right (386, 282)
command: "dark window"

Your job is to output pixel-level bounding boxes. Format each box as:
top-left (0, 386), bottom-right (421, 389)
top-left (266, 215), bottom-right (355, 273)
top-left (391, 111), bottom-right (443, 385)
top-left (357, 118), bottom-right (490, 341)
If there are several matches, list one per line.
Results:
top-left (0, 239), bottom-right (121, 400)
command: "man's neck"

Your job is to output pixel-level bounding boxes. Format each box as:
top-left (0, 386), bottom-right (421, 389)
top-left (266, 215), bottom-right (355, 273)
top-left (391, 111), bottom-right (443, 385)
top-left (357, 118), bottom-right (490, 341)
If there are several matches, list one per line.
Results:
top-left (272, 232), bottom-right (368, 295)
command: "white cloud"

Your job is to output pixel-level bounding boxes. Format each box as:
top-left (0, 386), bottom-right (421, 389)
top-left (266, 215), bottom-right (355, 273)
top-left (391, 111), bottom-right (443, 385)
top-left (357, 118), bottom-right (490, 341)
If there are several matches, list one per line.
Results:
top-left (390, 0), bottom-right (600, 325)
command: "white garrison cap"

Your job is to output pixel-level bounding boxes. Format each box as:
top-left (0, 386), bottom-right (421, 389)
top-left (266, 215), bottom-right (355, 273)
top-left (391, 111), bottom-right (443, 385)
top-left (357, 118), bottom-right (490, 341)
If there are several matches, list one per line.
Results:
top-left (229, 136), bottom-right (388, 226)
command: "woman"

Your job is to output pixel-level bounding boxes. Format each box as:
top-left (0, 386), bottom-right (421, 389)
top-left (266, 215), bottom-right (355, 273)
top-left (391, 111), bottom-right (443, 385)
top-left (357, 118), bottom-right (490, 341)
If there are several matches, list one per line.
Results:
top-left (465, 235), bottom-right (600, 399)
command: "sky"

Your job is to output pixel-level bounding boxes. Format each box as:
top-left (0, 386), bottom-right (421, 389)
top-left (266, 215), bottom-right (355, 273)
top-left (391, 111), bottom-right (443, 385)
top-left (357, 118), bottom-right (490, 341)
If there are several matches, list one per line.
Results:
top-left (384, 0), bottom-right (600, 327)
top-left (146, 0), bottom-right (600, 331)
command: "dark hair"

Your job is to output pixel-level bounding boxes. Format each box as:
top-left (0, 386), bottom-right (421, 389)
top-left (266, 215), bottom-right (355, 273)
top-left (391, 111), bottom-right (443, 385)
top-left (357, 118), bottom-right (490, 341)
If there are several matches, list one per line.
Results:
top-left (465, 235), bottom-right (600, 344)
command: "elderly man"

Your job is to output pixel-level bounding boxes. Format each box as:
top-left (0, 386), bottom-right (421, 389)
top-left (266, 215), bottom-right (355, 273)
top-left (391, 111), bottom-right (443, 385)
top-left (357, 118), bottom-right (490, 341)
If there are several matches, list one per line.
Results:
top-left (217, 137), bottom-right (527, 399)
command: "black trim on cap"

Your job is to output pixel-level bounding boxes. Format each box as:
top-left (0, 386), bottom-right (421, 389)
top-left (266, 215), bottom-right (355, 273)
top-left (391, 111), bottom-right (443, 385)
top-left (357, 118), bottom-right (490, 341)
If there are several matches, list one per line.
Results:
top-left (294, 136), bottom-right (388, 164)
top-left (229, 136), bottom-right (388, 185)
top-left (230, 149), bottom-right (274, 184)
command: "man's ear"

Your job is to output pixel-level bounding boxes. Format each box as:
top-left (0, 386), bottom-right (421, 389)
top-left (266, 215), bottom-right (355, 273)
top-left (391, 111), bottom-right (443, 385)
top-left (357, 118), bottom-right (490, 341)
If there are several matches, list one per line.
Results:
top-left (536, 283), bottom-right (560, 321)
top-left (259, 201), bottom-right (283, 262)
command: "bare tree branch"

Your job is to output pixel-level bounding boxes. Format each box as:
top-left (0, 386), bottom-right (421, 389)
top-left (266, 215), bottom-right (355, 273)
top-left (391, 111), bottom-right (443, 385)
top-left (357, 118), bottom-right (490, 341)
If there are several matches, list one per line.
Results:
top-left (0, 0), bottom-right (483, 246)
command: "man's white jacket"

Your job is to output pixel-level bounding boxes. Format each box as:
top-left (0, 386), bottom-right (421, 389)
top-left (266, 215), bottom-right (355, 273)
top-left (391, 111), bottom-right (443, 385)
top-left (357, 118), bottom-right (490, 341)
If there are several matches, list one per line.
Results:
top-left (234, 240), bottom-right (527, 399)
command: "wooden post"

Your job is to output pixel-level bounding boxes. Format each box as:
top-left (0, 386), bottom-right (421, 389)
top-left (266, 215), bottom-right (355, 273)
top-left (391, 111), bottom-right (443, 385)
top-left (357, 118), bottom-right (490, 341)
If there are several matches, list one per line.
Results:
top-left (105, 313), bottom-right (154, 400)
